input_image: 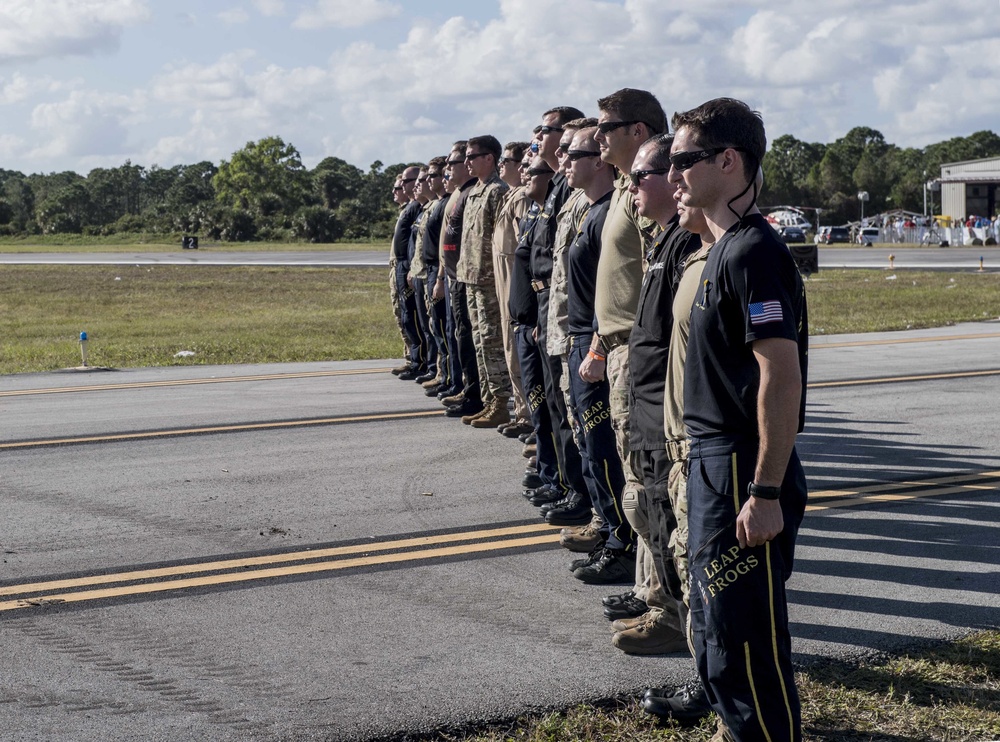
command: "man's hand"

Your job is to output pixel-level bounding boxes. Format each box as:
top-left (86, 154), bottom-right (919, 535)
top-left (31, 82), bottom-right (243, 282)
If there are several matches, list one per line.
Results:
top-left (736, 496), bottom-right (784, 548)
top-left (432, 280), bottom-right (444, 301)
top-left (407, 276), bottom-right (414, 289)
top-left (579, 353), bottom-right (606, 382)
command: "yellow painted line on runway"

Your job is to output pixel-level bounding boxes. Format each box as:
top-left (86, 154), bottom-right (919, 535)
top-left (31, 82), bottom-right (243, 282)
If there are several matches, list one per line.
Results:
top-left (807, 470), bottom-right (1000, 512)
top-left (0, 529), bottom-right (561, 613)
top-left (0, 367), bottom-right (392, 398)
top-left (0, 523), bottom-right (557, 598)
top-left (811, 331), bottom-right (1000, 349)
top-left (0, 409), bottom-right (444, 450)
top-left (809, 368), bottom-right (1000, 388)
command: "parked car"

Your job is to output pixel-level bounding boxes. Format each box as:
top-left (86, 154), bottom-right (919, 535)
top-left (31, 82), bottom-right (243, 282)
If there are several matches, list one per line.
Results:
top-left (858, 227), bottom-right (880, 245)
top-left (779, 226), bottom-right (807, 244)
top-left (822, 226), bottom-right (850, 244)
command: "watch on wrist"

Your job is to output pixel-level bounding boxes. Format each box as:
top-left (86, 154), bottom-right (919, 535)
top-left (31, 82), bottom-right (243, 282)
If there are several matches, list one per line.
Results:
top-left (748, 481), bottom-right (781, 500)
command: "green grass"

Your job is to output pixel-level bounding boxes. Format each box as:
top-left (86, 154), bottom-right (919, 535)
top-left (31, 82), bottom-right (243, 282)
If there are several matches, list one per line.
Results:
top-left (420, 630), bottom-right (1000, 742)
top-left (0, 233), bottom-right (389, 252)
top-left (2, 267), bottom-right (1000, 374)
top-left (805, 270), bottom-right (1000, 334)
top-left (0, 265), bottom-right (399, 374)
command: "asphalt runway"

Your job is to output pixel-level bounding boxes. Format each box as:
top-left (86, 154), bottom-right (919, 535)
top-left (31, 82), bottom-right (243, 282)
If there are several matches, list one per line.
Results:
top-left (1, 324), bottom-right (999, 740)
top-left (2, 246), bottom-right (999, 270)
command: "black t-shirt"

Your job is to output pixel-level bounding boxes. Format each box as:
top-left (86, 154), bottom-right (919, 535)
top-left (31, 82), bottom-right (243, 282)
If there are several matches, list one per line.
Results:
top-left (567, 192), bottom-right (612, 335)
top-left (509, 202), bottom-right (542, 326)
top-left (441, 178), bottom-right (476, 280)
top-left (422, 196), bottom-right (446, 265)
top-left (684, 213), bottom-right (809, 439)
top-left (528, 174), bottom-right (572, 281)
top-left (628, 215), bottom-right (700, 450)
top-left (392, 200), bottom-right (421, 265)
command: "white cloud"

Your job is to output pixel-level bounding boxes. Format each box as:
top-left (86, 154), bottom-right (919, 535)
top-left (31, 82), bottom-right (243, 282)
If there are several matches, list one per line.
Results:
top-left (293, 0), bottom-right (401, 29)
top-left (218, 7), bottom-right (250, 25)
top-left (252, 0), bottom-right (285, 16)
top-left (0, 0), bottom-right (151, 64)
top-left (28, 89), bottom-right (139, 164)
top-left (0, 73), bottom-right (35, 104)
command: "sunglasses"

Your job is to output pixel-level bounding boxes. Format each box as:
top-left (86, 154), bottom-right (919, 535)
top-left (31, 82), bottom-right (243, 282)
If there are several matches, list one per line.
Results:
top-left (597, 119), bottom-right (639, 135)
top-left (446, 159), bottom-right (465, 166)
top-left (465, 151), bottom-right (491, 161)
top-left (629, 168), bottom-right (670, 188)
top-left (528, 167), bottom-right (555, 177)
top-left (668, 147), bottom-right (735, 171)
top-left (426, 172), bottom-right (442, 179)
top-left (529, 141), bottom-right (540, 154)
top-left (401, 177), bottom-right (417, 184)
top-left (416, 177), bottom-right (427, 183)
top-left (498, 156), bottom-right (518, 165)
top-left (392, 186), bottom-right (403, 191)
top-left (566, 150), bottom-right (601, 162)
top-left (539, 125), bottom-right (563, 135)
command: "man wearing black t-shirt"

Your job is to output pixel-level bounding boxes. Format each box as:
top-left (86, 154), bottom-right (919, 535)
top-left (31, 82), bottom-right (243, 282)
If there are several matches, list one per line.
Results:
top-left (669, 99), bottom-right (808, 742)
top-left (391, 166), bottom-right (426, 379)
top-left (563, 125), bottom-right (635, 584)
top-left (526, 105), bottom-right (590, 513)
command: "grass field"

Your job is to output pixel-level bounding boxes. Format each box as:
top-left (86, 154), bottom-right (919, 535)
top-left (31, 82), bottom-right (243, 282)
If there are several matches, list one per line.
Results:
top-left (0, 234), bottom-right (390, 253)
top-left (434, 630), bottom-right (1000, 742)
top-left (3, 266), bottom-right (1000, 375)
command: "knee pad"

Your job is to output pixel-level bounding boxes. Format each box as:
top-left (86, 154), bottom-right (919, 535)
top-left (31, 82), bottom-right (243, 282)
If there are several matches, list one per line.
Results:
top-left (621, 484), bottom-right (648, 538)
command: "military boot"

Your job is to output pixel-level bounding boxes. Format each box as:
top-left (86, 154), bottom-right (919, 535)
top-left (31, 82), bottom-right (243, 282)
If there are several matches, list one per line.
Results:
top-left (611, 609), bottom-right (688, 655)
top-left (471, 397), bottom-right (510, 428)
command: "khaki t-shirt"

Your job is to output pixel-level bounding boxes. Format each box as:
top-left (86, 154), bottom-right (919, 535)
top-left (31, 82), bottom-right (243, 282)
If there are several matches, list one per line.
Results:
top-left (595, 173), bottom-right (658, 337)
top-left (664, 242), bottom-right (713, 442)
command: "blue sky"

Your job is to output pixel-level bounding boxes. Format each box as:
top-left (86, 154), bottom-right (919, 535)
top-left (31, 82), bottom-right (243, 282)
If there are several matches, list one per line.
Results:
top-left (0, 0), bottom-right (995, 176)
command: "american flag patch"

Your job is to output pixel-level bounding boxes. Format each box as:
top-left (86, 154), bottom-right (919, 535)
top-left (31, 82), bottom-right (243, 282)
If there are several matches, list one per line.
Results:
top-left (749, 300), bottom-right (783, 325)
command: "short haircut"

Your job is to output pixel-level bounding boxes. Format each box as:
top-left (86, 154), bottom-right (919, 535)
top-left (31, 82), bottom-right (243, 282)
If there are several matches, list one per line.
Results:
top-left (543, 105), bottom-right (586, 127)
top-left (671, 98), bottom-right (765, 181)
top-left (451, 140), bottom-right (468, 157)
top-left (638, 133), bottom-right (675, 170)
top-left (563, 117), bottom-right (598, 131)
top-left (467, 134), bottom-right (502, 163)
top-left (597, 88), bottom-right (667, 135)
top-left (428, 156), bottom-right (447, 170)
top-left (504, 141), bottom-right (530, 161)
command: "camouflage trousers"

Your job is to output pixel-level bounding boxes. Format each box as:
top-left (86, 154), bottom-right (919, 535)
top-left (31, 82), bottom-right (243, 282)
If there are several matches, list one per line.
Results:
top-left (607, 343), bottom-right (645, 595)
top-left (493, 252), bottom-right (529, 421)
top-left (467, 282), bottom-right (512, 403)
top-left (388, 258), bottom-right (409, 358)
top-left (665, 451), bottom-right (690, 607)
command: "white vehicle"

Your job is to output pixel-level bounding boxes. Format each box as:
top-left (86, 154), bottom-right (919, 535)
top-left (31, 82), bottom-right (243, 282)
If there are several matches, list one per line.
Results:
top-left (858, 227), bottom-right (880, 246)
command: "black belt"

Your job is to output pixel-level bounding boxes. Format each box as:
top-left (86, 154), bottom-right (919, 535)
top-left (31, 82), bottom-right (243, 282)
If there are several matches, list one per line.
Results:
top-left (598, 331), bottom-right (630, 354)
top-left (531, 279), bottom-right (550, 292)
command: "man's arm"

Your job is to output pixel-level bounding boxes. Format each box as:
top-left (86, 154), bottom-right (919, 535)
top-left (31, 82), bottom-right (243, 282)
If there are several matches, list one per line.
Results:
top-left (736, 336), bottom-right (801, 548)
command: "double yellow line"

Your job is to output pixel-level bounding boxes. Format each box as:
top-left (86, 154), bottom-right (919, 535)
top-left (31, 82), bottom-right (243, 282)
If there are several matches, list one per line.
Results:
top-left (0, 523), bottom-right (561, 614)
top-left (2, 471), bottom-right (996, 615)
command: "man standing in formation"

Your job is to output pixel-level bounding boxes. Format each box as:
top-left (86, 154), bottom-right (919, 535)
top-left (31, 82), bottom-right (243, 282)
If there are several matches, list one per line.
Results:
top-left (385, 94), bottom-right (809, 742)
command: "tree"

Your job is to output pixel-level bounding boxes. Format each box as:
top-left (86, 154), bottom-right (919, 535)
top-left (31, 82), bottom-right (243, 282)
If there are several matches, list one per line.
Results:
top-left (213, 136), bottom-right (309, 226)
top-left (761, 134), bottom-right (825, 206)
top-left (312, 156), bottom-right (363, 210)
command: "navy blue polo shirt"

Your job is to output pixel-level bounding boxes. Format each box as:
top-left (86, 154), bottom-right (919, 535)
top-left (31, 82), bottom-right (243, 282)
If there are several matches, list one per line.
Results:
top-left (628, 215), bottom-right (700, 450)
top-left (392, 200), bottom-right (421, 265)
top-left (528, 174), bottom-right (572, 282)
top-left (684, 213), bottom-right (808, 439)
top-left (509, 202), bottom-right (542, 327)
top-left (567, 192), bottom-right (612, 336)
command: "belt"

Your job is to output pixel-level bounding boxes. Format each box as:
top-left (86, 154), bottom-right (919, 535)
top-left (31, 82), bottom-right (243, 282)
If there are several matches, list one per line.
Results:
top-left (666, 438), bottom-right (690, 462)
top-left (531, 279), bottom-right (550, 292)
top-left (598, 330), bottom-right (630, 354)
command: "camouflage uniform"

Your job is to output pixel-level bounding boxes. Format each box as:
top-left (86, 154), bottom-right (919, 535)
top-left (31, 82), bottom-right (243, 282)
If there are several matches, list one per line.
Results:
top-left (457, 174), bottom-right (512, 403)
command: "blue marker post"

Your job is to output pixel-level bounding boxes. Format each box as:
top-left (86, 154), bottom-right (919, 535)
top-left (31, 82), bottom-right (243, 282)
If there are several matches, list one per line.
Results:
top-left (979, 256), bottom-right (986, 273)
top-left (80, 331), bottom-right (88, 367)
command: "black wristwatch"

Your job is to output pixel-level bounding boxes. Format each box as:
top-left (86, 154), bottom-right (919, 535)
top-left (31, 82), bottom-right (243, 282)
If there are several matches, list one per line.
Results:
top-left (748, 482), bottom-right (781, 500)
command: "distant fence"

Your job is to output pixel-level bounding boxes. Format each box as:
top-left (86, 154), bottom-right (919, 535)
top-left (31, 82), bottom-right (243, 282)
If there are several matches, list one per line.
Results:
top-left (853, 225), bottom-right (999, 245)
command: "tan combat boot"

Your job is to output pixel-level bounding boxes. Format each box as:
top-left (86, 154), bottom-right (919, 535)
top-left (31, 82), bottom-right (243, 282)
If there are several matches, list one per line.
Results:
top-left (559, 512), bottom-right (603, 552)
top-left (612, 609), bottom-right (688, 655)
top-left (471, 397), bottom-right (510, 428)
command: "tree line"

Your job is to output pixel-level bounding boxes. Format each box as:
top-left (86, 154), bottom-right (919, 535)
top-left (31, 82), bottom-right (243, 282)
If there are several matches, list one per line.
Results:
top-left (761, 128), bottom-right (1000, 224)
top-left (2, 129), bottom-right (998, 242)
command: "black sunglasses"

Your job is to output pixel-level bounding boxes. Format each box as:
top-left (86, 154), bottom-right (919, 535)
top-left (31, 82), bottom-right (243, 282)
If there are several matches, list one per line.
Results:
top-left (629, 168), bottom-right (670, 188)
top-left (392, 186), bottom-right (403, 191)
top-left (446, 158), bottom-right (465, 166)
top-left (527, 167), bottom-right (555, 177)
top-left (426, 172), bottom-right (442, 179)
top-left (668, 147), bottom-right (735, 171)
top-left (539, 125), bottom-right (563, 135)
top-left (465, 151), bottom-right (491, 161)
top-left (401, 177), bottom-right (417, 184)
top-left (597, 119), bottom-right (639, 135)
top-left (566, 150), bottom-right (601, 162)
top-left (498, 156), bottom-right (518, 165)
